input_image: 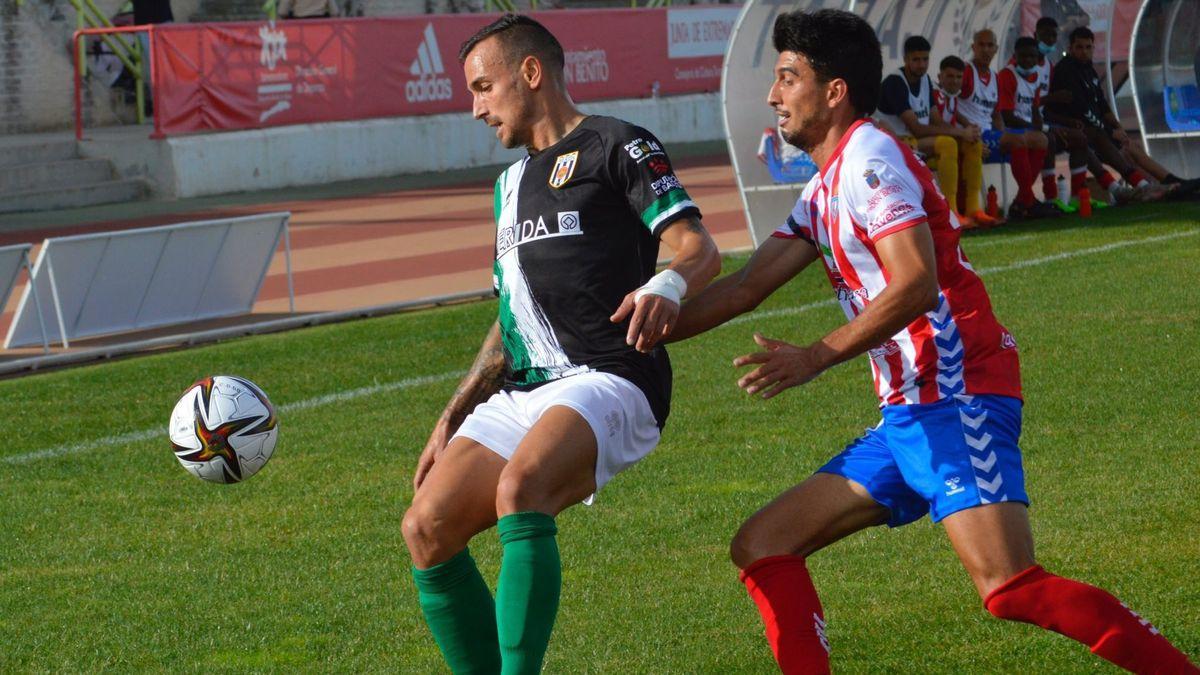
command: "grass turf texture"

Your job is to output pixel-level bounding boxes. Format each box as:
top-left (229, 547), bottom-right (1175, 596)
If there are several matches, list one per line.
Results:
top-left (1, 203), bottom-right (1198, 673)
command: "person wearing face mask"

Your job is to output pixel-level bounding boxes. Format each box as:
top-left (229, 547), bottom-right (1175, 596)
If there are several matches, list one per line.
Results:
top-left (1000, 36), bottom-right (1088, 214)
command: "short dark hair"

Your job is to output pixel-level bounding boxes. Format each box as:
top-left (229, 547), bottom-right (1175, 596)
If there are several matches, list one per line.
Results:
top-left (1069, 26), bottom-right (1095, 44)
top-left (904, 35), bottom-right (932, 55)
top-left (458, 13), bottom-right (565, 74)
top-left (1015, 36), bottom-right (1039, 52)
top-left (939, 55), bottom-right (965, 72)
top-left (1035, 16), bottom-right (1059, 30)
top-left (773, 9), bottom-right (882, 116)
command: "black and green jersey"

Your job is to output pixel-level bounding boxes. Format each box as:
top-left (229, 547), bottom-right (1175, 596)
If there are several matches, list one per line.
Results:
top-left (491, 115), bottom-right (700, 428)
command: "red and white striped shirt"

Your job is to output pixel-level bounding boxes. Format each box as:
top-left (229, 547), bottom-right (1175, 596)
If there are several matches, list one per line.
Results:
top-left (773, 120), bottom-right (1022, 406)
top-left (934, 88), bottom-right (959, 126)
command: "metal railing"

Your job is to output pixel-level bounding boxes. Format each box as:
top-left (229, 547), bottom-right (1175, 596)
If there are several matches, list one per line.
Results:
top-left (73, 24), bottom-right (158, 140)
top-left (69, 0), bottom-right (148, 125)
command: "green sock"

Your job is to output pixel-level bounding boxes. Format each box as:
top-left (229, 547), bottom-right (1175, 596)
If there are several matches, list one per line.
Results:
top-left (496, 511), bottom-right (561, 675)
top-left (412, 548), bottom-right (500, 674)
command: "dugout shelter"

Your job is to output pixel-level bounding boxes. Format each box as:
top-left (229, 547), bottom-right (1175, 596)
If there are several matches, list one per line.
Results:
top-left (722, 0), bottom-right (1165, 245)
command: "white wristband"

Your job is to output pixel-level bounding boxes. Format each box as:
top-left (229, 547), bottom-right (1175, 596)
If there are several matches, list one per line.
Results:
top-left (634, 269), bottom-right (687, 306)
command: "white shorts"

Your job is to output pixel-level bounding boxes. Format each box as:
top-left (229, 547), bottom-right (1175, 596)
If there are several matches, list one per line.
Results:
top-left (451, 371), bottom-right (661, 503)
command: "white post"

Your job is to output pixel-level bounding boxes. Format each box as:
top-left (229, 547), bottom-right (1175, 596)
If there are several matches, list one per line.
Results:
top-left (23, 249), bottom-right (51, 354)
top-left (44, 252), bottom-right (70, 350)
top-left (283, 218), bottom-right (295, 313)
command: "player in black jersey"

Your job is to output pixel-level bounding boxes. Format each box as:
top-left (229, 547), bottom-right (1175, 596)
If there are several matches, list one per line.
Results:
top-left (401, 14), bottom-right (720, 674)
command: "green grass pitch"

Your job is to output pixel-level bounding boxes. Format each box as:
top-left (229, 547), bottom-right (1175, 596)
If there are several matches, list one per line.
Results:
top-left (2, 203), bottom-right (1198, 672)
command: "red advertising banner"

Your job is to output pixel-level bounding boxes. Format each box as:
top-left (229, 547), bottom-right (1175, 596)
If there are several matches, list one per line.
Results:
top-left (150, 7), bottom-right (740, 136)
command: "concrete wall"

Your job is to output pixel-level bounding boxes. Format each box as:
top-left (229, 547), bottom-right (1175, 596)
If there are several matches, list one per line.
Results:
top-left (98, 92), bottom-right (722, 198)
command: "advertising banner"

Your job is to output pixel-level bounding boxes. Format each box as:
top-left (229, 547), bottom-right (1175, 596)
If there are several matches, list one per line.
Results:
top-left (151, 6), bottom-right (740, 136)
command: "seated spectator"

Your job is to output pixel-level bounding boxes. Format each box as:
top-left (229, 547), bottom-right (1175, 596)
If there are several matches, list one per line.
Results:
top-left (1000, 36), bottom-right (1089, 211)
top-left (960, 29), bottom-right (1057, 219)
top-left (932, 55), bottom-right (995, 227)
top-left (876, 36), bottom-right (988, 222)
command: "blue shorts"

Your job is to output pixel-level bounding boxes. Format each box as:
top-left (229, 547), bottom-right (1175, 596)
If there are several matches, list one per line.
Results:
top-left (982, 128), bottom-right (1023, 164)
top-left (817, 395), bottom-right (1029, 527)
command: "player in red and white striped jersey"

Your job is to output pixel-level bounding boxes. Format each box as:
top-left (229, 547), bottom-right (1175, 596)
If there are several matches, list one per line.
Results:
top-left (672, 10), bottom-right (1198, 674)
top-left (933, 55), bottom-right (992, 226)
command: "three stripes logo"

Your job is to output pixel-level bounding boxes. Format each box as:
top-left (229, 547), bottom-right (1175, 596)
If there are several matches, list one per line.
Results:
top-left (406, 24), bottom-right (453, 103)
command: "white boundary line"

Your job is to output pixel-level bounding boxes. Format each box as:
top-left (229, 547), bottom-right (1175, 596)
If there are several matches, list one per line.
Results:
top-left (2, 371), bottom-right (463, 466)
top-left (4, 229), bottom-right (1197, 467)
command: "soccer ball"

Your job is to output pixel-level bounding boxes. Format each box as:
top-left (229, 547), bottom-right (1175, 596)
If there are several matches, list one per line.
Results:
top-left (169, 375), bottom-right (279, 483)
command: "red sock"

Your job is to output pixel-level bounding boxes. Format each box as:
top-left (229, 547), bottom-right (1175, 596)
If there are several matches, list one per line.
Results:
top-left (1010, 147), bottom-right (1034, 206)
top-left (1127, 169), bottom-right (1150, 188)
top-left (1071, 167), bottom-right (1088, 196)
top-left (741, 556), bottom-right (831, 675)
top-left (986, 566), bottom-right (1199, 674)
top-left (1042, 170), bottom-right (1058, 200)
top-left (1098, 171), bottom-right (1117, 190)
top-left (1028, 148), bottom-right (1047, 197)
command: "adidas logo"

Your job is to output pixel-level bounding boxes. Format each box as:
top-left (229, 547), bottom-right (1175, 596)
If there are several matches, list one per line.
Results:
top-left (406, 23), bottom-right (453, 103)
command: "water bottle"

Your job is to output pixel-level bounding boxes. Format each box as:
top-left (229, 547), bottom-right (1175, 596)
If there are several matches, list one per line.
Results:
top-left (986, 185), bottom-right (999, 217)
top-left (1057, 175), bottom-right (1069, 201)
top-left (1078, 187), bottom-right (1092, 217)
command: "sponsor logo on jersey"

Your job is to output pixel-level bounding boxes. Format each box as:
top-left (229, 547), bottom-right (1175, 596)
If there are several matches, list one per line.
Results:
top-left (557, 210), bottom-right (580, 231)
top-left (870, 202), bottom-right (915, 235)
top-left (496, 213), bottom-right (584, 258)
top-left (863, 169), bottom-right (881, 189)
top-left (548, 151), bottom-right (579, 189)
top-left (624, 138), bottom-right (664, 162)
top-left (406, 24), bottom-right (453, 103)
top-left (650, 174), bottom-right (683, 196)
top-left (868, 339), bottom-right (901, 359)
top-left (867, 184), bottom-right (902, 209)
top-left (836, 283), bottom-right (869, 304)
top-left (648, 156), bottom-right (671, 175)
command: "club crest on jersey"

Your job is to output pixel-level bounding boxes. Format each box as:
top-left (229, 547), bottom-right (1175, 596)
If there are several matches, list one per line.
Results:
top-left (549, 151), bottom-right (579, 188)
top-left (863, 169), bottom-right (881, 189)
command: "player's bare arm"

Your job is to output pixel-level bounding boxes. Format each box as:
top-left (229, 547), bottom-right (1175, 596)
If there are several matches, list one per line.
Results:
top-left (412, 321), bottom-right (505, 490)
top-left (668, 234), bottom-right (819, 344)
top-left (930, 107), bottom-right (979, 142)
top-left (609, 215), bottom-right (720, 353)
top-left (734, 223), bottom-right (938, 399)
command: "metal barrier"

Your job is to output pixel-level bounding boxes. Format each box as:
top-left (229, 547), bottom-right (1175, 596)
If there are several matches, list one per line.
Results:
top-left (73, 24), bottom-right (158, 140)
top-left (5, 213), bottom-right (294, 350)
top-left (70, 0), bottom-right (148, 125)
top-left (0, 244), bottom-right (49, 354)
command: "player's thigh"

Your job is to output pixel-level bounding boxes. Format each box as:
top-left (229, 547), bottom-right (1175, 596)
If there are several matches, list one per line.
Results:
top-left (731, 472), bottom-right (888, 568)
top-left (915, 135), bottom-right (942, 156)
top-left (998, 130), bottom-right (1029, 151)
top-left (497, 372), bottom-right (660, 516)
top-left (497, 404), bottom-right (598, 517)
top-left (403, 436), bottom-right (507, 563)
top-left (942, 501), bottom-right (1036, 598)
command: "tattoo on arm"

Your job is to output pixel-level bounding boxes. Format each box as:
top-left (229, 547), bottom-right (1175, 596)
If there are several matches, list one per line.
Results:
top-left (441, 324), bottom-right (506, 430)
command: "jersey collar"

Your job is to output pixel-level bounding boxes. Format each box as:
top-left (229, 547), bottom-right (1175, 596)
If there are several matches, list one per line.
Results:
top-left (819, 118), bottom-right (870, 182)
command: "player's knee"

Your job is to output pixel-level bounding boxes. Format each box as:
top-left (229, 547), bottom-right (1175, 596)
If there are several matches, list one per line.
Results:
top-left (401, 503), bottom-right (453, 566)
top-left (730, 519), bottom-right (795, 569)
top-left (934, 135), bottom-right (957, 156)
top-left (494, 467), bottom-right (541, 515)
